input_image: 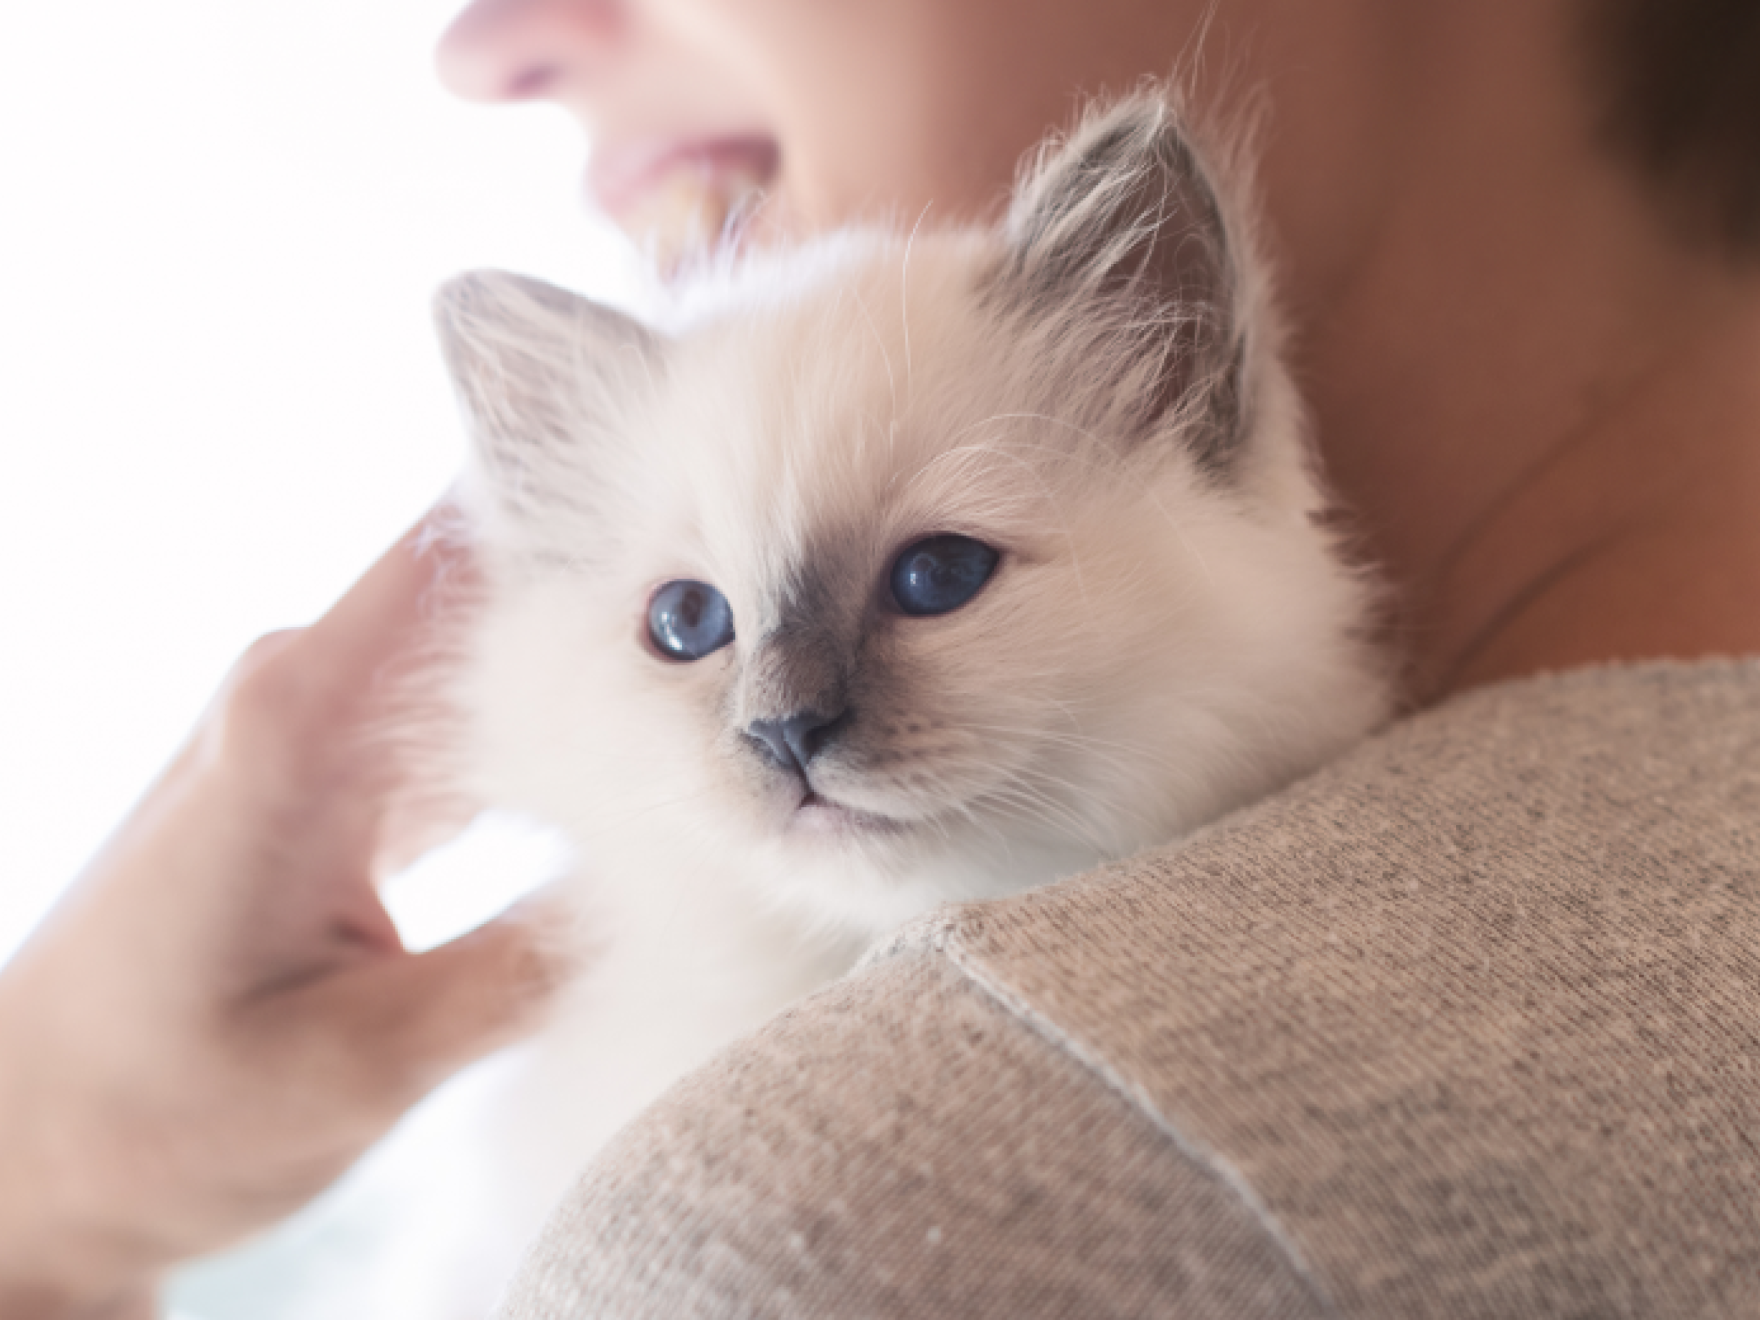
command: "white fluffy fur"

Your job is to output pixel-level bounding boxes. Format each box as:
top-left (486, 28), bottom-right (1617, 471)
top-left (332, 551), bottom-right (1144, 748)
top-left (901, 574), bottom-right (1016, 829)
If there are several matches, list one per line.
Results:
top-left (372, 95), bottom-right (1388, 1316)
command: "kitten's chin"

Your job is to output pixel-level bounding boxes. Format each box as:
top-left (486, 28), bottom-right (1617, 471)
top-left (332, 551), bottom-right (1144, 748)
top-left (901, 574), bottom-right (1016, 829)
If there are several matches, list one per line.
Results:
top-left (786, 790), bottom-right (906, 840)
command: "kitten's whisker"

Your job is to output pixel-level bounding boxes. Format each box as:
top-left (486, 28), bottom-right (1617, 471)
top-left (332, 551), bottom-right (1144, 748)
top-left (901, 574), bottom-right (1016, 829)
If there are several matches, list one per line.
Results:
top-left (849, 285), bottom-right (899, 449)
top-left (977, 795), bottom-right (1110, 856)
top-left (951, 721), bottom-right (1193, 778)
top-left (1140, 480), bottom-right (1214, 587)
top-left (970, 776), bottom-right (1110, 852)
top-left (901, 201), bottom-right (931, 415)
top-left (579, 787), bottom-right (720, 843)
top-left (955, 411), bottom-right (1111, 450)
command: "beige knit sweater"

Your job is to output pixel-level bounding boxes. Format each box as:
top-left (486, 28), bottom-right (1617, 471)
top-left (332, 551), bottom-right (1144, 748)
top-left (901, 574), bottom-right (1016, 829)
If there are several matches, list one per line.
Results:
top-left (495, 660), bottom-right (1760, 1318)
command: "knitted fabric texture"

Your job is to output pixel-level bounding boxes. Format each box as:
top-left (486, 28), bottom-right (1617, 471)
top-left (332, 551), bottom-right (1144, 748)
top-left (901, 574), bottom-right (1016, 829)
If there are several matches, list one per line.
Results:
top-left (496, 660), bottom-right (1760, 1318)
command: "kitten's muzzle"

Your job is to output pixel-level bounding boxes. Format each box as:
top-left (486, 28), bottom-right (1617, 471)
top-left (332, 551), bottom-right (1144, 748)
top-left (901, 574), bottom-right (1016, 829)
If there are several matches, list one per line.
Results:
top-left (745, 708), bottom-right (851, 779)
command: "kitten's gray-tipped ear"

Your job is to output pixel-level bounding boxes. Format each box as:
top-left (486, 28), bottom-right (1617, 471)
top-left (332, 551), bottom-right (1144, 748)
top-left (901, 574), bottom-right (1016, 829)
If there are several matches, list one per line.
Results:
top-left (1000, 97), bottom-right (1246, 471)
top-left (433, 270), bottom-right (662, 526)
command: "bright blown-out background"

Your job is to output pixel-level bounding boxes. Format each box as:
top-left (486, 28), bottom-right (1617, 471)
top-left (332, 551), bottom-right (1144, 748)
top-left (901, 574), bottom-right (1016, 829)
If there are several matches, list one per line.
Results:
top-left (0, 1), bottom-right (635, 1312)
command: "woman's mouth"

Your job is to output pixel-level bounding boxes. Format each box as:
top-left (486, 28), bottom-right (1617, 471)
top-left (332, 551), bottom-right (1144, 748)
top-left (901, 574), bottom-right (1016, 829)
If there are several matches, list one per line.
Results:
top-left (587, 136), bottom-right (779, 269)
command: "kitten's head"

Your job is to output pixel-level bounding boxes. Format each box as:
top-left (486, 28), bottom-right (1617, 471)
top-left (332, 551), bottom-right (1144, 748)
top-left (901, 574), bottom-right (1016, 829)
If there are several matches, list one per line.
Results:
top-left (436, 96), bottom-right (1386, 933)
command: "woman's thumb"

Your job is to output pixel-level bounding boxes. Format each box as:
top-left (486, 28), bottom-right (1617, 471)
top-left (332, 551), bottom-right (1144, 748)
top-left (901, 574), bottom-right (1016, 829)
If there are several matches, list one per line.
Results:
top-left (310, 894), bottom-right (577, 1110)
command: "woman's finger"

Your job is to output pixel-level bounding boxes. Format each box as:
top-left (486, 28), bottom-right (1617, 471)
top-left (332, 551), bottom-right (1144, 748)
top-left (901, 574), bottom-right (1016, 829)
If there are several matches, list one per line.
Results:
top-left (297, 512), bottom-right (474, 715)
top-left (269, 890), bottom-right (575, 1116)
top-left (204, 513), bottom-right (472, 807)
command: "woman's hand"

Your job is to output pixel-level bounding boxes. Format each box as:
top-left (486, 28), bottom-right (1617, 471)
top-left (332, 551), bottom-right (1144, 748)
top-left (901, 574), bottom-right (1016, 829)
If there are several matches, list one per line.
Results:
top-left (0, 522), bottom-right (565, 1320)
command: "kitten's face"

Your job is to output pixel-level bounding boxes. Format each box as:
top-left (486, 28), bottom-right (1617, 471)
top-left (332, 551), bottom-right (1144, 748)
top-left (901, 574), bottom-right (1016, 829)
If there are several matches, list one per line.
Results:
top-left (441, 102), bottom-right (1385, 931)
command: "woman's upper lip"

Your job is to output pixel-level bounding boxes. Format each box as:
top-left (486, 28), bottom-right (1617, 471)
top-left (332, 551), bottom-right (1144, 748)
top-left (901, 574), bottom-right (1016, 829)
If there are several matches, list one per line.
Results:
top-left (585, 135), bottom-right (779, 221)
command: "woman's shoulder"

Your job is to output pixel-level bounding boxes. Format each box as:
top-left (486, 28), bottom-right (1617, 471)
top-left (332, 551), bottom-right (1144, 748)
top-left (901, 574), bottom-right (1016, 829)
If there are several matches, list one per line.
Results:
top-left (499, 658), bottom-right (1760, 1319)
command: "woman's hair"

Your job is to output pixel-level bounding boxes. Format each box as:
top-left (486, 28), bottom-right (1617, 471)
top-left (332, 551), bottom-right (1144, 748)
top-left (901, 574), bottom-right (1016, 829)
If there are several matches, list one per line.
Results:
top-left (1588, 0), bottom-right (1760, 255)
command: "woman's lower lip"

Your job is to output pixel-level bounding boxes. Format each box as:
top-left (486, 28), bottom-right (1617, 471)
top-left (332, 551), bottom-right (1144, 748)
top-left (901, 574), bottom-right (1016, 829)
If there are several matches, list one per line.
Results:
top-left (585, 136), bottom-right (779, 225)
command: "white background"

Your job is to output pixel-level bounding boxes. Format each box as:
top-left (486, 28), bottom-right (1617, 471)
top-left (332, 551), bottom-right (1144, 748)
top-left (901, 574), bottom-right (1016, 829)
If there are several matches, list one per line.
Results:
top-left (0, 0), bottom-right (633, 963)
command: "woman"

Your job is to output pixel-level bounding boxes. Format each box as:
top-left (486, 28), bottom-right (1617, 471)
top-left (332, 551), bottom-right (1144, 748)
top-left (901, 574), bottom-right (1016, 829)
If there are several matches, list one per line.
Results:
top-left (5, 1), bottom-right (1759, 1315)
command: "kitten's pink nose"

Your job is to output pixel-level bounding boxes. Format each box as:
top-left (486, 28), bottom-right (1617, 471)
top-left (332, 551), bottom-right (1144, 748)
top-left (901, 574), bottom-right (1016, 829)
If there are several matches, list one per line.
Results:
top-left (747, 709), bottom-right (848, 777)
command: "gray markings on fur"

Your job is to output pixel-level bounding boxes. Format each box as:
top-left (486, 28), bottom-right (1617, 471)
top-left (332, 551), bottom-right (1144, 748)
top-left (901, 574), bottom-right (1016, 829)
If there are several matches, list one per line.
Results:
top-left (433, 270), bottom-right (664, 536)
top-left (741, 546), bottom-right (868, 738)
top-left (989, 99), bottom-right (1246, 477)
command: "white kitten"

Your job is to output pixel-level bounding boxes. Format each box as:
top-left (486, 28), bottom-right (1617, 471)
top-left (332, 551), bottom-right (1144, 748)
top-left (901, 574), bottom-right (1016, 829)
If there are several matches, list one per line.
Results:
top-left (392, 95), bottom-right (1386, 1315)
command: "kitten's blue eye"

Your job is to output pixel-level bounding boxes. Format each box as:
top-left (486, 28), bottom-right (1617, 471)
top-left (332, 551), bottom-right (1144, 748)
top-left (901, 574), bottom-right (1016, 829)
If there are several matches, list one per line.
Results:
top-left (648, 580), bottom-right (734, 661)
top-left (890, 535), bottom-right (999, 617)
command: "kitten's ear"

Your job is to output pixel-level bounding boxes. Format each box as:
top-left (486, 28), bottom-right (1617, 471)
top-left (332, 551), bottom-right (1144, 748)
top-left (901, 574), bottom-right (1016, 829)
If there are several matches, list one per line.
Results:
top-left (999, 97), bottom-right (1245, 472)
top-left (433, 270), bottom-right (662, 531)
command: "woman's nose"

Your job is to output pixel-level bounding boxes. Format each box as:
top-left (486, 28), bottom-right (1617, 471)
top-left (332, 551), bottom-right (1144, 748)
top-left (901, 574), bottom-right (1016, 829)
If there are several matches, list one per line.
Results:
top-left (435, 0), bottom-right (623, 104)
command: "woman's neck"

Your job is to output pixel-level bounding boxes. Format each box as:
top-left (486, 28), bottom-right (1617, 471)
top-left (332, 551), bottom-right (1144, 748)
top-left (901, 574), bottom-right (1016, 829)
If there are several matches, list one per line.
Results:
top-left (1275, 4), bottom-right (1760, 702)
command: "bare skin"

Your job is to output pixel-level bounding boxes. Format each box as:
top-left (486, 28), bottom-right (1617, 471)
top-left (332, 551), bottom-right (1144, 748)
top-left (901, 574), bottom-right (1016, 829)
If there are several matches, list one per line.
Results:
top-left (1279, 6), bottom-right (1760, 697)
top-left (0, 529), bottom-right (566, 1320)
top-left (438, 0), bottom-right (1760, 698)
top-left (6, 0), bottom-right (1760, 1313)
